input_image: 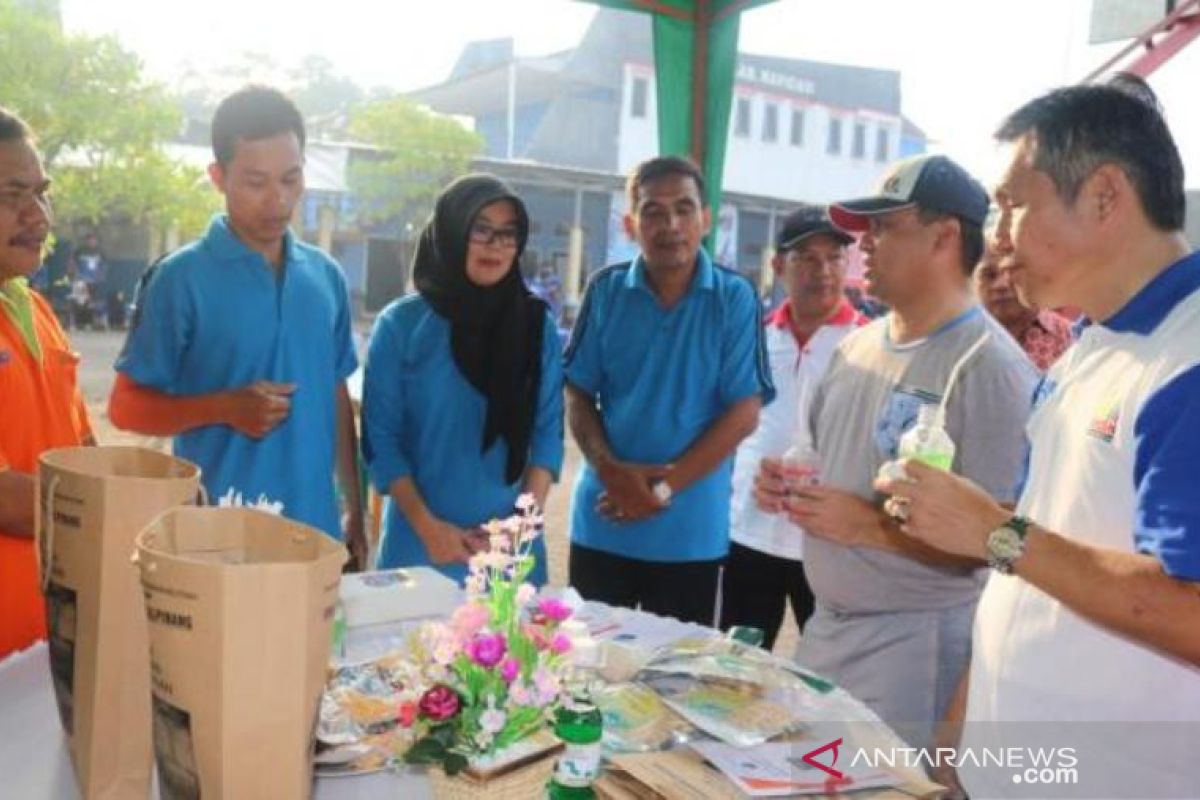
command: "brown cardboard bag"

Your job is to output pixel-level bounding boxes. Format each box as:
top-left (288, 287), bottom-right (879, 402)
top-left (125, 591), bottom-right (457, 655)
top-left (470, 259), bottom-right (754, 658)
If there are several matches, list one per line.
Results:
top-left (134, 506), bottom-right (346, 800)
top-left (36, 446), bottom-right (201, 800)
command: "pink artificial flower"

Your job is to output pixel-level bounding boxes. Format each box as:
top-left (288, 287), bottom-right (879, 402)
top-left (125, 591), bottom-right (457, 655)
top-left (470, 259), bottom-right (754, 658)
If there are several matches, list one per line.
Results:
top-left (464, 571), bottom-right (487, 597)
top-left (532, 667), bottom-right (560, 707)
top-left (480, 705), bottom-right (507, 735)
top-left (422, 622), bottom-right (461, 666)
top-left (509, 682), bottom-right (532, 706)
top-left (397, 701), bottom-right (418, 728)
top-left (516, 582), bottom-right (536, 607)
top-left (418, 685), bottom-right (461, 721)
top-left (549, 633), bottom-right (572, 655)
top-left (468, 631), bottom-right (507, 668)
top-left (451, 602), bottom-right (490, 638)
top-left (499, 657), bottom-right (521, 683)
top-left (535, 597), bottom-right (572, 623)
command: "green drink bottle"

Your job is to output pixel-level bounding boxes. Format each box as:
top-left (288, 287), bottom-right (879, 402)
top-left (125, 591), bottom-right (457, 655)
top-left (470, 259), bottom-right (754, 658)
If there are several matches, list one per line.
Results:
top-left (898, 404), bottom-right (956, 471)
top-left (548, 695), bottom-right (603, 798)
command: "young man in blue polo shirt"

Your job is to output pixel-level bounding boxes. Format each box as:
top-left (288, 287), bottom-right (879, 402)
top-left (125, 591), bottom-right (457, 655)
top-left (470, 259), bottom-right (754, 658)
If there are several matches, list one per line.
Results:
top-left (564, 156), bottom-right (774, 625)
top-left (108, 86), bottom-right (365, 566)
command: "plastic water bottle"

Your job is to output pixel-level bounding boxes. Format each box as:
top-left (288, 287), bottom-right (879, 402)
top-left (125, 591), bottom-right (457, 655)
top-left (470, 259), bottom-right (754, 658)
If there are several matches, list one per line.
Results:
top-left (897, 404), bottom-right (956, 471)
top-left (780, 442), bottom-right (821, 495)
top-left (548, 693), bottom-right (603, 798)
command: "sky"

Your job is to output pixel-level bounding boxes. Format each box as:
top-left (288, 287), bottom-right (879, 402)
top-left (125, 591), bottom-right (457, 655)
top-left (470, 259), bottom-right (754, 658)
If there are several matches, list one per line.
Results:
top-left (60, 0), bottom-right (1200, 187)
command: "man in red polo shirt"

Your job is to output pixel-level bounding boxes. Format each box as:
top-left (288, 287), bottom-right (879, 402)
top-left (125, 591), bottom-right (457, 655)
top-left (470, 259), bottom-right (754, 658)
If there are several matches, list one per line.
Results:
top-left (720, 205), bottom-right (864, 648)
top-left (0, 107), bottom-right (93, 658)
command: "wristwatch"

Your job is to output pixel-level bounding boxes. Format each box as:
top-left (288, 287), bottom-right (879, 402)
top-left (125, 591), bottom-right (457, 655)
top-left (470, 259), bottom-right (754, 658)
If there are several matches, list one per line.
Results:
top-left (651, 478), bottom-right (673, 506)
top-left (986, 515), bottom-right (1031, 574)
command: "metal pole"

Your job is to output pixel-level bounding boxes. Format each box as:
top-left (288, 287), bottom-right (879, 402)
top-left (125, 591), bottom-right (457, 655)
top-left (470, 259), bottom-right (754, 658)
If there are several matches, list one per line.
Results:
top-left (567, 187), bottom-right (585, 303)
top-left (691, 0), bottom-right (711, 167)
top-left (1081, 0), bottom-right (1200, 81)
top-left (507, 61), bottom-right (517, 160)
top-left (761, 206), bottom-right (777, 295)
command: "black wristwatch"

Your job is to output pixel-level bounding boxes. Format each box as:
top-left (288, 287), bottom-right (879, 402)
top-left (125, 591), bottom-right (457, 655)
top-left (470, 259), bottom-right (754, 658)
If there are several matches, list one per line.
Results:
top-left (986, 515), bottom-right (1031, 574)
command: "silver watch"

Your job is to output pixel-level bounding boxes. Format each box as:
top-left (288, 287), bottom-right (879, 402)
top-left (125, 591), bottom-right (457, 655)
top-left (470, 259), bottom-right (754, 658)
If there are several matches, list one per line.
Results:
top-left (986, 515), bottom-right (1031, 574)
top-left (651, 478), bottom-right (673, 505)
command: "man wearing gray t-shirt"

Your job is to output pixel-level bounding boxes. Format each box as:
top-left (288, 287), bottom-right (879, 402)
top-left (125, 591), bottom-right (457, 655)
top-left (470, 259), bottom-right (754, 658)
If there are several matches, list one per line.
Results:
top-left (756, 155), bottom-right (1037, 750)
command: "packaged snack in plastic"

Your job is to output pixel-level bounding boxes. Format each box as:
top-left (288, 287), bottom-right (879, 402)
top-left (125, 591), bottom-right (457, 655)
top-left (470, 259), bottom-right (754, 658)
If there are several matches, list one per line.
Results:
top-left (641, 674), bottom-right (803, 748)
top-left (592, 682), bottom-right (695, 753)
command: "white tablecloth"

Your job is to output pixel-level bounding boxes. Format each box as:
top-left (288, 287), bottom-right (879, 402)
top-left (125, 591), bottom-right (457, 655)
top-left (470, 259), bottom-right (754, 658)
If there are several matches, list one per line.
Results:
top-left (0, 604), bottom-right (925, 799)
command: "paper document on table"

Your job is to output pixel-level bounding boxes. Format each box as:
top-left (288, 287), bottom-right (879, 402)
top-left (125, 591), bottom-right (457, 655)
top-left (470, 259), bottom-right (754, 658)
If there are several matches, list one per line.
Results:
top-left (691, 740), bottom-right (902, 797)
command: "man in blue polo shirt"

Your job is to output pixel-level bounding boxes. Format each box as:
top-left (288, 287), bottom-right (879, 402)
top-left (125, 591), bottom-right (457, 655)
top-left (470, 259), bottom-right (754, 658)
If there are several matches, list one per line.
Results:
top-left (108, 86), bottom-right (365, 566)
top-left (564, 156), bottom-right (773, 625)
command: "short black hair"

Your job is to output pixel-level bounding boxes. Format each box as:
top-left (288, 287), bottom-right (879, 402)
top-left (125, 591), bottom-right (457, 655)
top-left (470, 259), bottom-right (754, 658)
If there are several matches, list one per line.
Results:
top-left (627, 155), bottom-right (706, 209)
top-left (0, 106), bottom-right (32, 144)
top-left (996, 85), bottom-right (1184, 231)
top-left (917, 207), bottom-right (983, 275)
top-left (211, 85), bottom-right (306, 165)
top-left (1107, 71), bottom-right (1162, 113)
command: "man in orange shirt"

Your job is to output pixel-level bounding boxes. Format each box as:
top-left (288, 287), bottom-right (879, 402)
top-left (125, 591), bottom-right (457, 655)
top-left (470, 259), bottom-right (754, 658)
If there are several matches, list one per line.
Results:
top-left (0, 107), bottom-right (93, 658)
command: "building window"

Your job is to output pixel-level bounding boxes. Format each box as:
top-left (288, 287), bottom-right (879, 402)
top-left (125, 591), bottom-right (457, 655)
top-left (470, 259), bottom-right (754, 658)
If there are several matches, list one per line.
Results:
top-left (762, 103), bottom-right (778, 142)
top-left (827, 117), bottom-right (842, 155)
top-left (735, 97), bottom-right (751, 137)
top-left (876, 128), bottom-right (890, 162)
top-left (790, 109), bottom-right (804, 146)
top-left (631, 76), bottom-right (648, 119)
top-left (852, 122), bottom-right (866, 159)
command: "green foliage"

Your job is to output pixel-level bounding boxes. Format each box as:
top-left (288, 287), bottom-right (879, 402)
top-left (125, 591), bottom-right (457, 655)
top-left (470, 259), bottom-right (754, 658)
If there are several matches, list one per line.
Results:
top-left (289, 54), bottom-right (365, 119)
top-left (0, 0), bottom-right (219, 235)
top-left (347, 98), bottom-right (483, 229)
top-left (172, 50), bottom-right (385, 137)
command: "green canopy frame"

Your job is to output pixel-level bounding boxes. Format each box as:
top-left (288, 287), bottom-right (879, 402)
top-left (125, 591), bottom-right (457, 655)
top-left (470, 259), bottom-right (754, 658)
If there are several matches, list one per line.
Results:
top-left (581, 0), bottom-right (776, 225)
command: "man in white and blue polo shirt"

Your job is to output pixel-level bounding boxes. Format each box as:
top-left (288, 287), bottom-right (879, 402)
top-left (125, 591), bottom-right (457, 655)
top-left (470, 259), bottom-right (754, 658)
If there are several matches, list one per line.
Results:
top-left (109, 87), bottom-right (365, 565)
top-left (564, 156), bottom-right (774, 625)
top-left (879, 85), bottom-right (1200, 797)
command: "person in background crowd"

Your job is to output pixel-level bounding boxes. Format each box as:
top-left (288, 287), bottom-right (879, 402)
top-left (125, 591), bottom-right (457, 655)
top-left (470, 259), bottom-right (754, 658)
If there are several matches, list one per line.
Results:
top-left (973, 242), bottom-right (1072, 370)
top-left (720, 205), bottom-right (863, 649)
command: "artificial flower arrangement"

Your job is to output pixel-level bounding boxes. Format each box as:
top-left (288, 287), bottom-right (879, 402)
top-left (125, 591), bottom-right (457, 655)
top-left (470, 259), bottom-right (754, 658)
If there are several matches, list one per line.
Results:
top-left (399, 495), bottom-right (575, 776)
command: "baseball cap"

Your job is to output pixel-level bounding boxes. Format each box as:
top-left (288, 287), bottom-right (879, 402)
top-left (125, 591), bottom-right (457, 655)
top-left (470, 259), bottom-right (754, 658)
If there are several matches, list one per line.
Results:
top-left (829, 154), bottom-right (989, 233)
top-left (775, 205), bottom-right (854, 251)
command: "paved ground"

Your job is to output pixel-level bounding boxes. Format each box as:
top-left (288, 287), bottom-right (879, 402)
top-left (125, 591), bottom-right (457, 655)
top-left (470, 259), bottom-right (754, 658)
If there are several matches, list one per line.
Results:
top-left (71, 328), bottom-right (796, 654)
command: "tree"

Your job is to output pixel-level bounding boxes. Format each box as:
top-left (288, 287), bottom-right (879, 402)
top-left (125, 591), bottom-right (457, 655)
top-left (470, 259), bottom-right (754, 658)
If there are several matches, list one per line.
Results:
top-left (0, 0), bottom-right (218, 240)
top-left (290, 54), bottom-right (364, 120)
top-left (347, 98), bottom-right (483, 231)
top-left (173, 51), bottom-right (371, 137)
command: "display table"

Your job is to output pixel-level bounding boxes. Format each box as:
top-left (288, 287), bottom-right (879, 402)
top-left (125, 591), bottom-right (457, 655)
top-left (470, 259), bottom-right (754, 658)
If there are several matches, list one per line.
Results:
top-left (0, 603), bottom-right (936, 799)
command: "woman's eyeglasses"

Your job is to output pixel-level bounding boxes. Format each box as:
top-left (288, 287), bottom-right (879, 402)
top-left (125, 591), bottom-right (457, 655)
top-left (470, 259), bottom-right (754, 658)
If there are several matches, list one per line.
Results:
top-left (468, 222), bottom-right (520, 249)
